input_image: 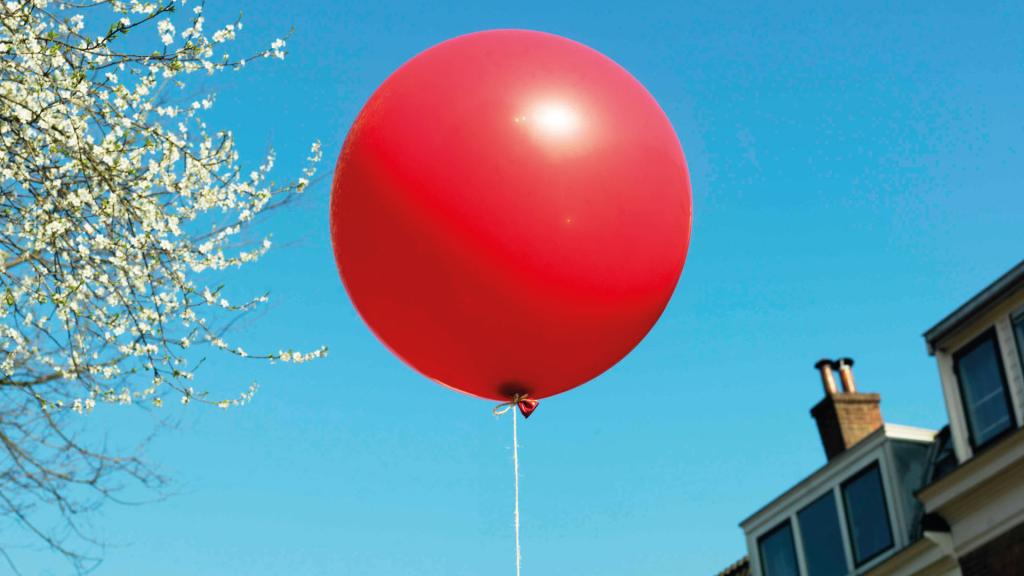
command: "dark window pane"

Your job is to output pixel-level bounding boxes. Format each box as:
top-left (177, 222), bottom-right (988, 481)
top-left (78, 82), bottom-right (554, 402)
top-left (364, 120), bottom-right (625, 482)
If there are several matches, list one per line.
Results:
top-left (955, 332), bottom-right (1013, 447)
top-left (798, 493), bottom-right (847, 576)
top-left (842, 464), bottom-right (893, 565)
top-left (759, 521), bottom-right (800, 576)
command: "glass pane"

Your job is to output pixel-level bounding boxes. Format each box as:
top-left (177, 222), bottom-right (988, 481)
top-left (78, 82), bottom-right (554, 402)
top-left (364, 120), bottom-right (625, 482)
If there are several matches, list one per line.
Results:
top-left (955, 333), bottom-right (1012, 447)
top-left (797, 493), bottom-right (847, 576)
top-left (842, 464), bottom-right (893, 565)
top-left (758, 521), bottom-right (800, 576)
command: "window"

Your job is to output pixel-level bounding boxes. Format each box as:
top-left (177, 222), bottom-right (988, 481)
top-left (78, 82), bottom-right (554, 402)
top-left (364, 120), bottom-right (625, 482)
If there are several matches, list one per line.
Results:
top-left (954, 330), bottom-right (1014, 448)
top-left (797, 492), bottom-right (847, 576)
top-left (758, 521), bottom-right (800, 576)
top-left (841, 463), bottom-right (893, 566)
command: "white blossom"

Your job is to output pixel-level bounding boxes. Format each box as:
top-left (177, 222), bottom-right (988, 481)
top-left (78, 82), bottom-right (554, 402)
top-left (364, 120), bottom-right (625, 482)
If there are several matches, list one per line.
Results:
top-left (0, 2), bottom-right (328, 568)
top-left (157, 19), bottom-right (175, 45)
top-left (270, 37), bottom-right (286, 59)
top-left (0, 0), bottom-right (325, 416)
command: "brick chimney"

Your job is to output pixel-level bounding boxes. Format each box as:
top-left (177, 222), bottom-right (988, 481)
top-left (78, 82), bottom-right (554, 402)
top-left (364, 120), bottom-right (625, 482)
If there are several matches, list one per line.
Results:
top-left (810, 358), bottom-right (883, 460)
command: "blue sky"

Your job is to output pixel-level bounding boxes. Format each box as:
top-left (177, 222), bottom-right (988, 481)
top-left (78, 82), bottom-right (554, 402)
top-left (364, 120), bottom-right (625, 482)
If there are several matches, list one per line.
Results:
top-left (19, 1), bottom-right (1024, 574)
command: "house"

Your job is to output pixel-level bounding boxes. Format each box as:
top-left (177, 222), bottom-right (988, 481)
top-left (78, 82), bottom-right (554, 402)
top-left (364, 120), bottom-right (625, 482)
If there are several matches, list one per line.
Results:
top-left (717, 259), bottom-right (1024, 576)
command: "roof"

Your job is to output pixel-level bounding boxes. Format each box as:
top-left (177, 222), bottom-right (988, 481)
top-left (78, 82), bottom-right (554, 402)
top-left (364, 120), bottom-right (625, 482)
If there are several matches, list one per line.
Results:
top-left (727, 426), bottom-right (949, 574)
top-left (715, 556), bottom-right (750, 576)
top-left (739, 424), bottom-right (937, 530)
top-left (923, 259), bottom-right (1024, 353)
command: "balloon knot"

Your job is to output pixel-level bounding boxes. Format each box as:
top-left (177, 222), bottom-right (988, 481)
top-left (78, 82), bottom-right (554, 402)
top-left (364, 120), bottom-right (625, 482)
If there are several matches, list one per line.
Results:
top-left (493, 393), bottom-right (539, 419)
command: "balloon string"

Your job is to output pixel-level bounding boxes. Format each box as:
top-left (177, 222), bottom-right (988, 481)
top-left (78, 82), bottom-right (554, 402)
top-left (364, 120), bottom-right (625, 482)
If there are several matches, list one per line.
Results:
top-left (494, 394), bottom-right (526, 576)
top-left (512, 405), bottom-right (522, 576)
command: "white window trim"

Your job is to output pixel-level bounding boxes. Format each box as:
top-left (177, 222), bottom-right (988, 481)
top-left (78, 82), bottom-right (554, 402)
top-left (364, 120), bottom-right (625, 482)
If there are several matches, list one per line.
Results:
top-left (843, 457), bottom-right (902, 573)
top-left (941, 325), bottom-right (1021, 461)
top-left (748, 449), bottom-right (904, 576)
top-left (1002, 307), bottom-right (1024, 426)
top-left (936, 350), bottom-right (973, 462)
top-left (753, 519), bottom-right (800, 576)
top-left (936, 307), bottom-right (1024, 464)
top-left (790, 512), bottom-right (810, 576)
top-left (832, 485), bottom-right (856, 574)
top-left (881, 441), bottom-right (910, 550)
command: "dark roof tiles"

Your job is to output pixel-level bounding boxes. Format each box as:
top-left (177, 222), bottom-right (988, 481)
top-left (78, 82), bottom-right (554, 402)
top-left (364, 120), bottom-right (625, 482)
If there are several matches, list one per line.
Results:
top-left (715, 556), bottom-right (750, 576)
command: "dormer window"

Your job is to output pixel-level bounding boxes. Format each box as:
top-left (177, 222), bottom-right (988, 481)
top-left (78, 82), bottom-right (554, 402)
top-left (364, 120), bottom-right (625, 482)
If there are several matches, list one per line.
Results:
top-left (953, 329), bottom-right (1014, 449)
top-left (840, 463), bottom-right (893, 566)
top-left (757, 520), bottom-right (799, 576)
top-left (740, 360), bottom-right (943, 576)
top-left (796, 492), bottom-right (846, 575)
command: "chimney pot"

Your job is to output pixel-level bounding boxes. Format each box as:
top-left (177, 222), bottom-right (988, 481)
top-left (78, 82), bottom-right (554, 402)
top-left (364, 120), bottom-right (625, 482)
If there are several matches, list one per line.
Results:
top-left (836, 357), bottom-right (856, 393)
top-left (810, 357), bottom-right (882, 460)
top-left (814, 359), bottom-right (838, 395)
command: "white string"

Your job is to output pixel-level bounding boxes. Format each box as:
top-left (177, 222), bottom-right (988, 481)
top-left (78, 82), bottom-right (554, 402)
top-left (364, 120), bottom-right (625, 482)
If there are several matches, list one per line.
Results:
top-left (493, 395), bottom-right (527, 576)
top-left (512, 407), bottom-right (522, 576)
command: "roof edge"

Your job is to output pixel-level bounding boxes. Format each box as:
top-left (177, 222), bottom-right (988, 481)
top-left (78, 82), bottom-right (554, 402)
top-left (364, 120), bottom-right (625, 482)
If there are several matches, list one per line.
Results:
top-left (739, 424), bottom-right (938, 531)
top-left (923, 259), bottom-right (1024, 353)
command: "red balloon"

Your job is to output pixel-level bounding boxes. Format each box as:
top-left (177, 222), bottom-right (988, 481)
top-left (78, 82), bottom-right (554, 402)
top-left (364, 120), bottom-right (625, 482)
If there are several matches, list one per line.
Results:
top-left (331, 30), bottom-right (691, 402)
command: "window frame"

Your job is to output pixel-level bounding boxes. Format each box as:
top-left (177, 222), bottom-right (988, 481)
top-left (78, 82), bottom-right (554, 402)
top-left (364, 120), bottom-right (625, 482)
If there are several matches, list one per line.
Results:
top-left (749, 455), bottom-right (905, 576)
top-left (840, 461), bottom-right (895, 568)
top-left (952, 328), bottom-right (1016, 451)
top-left (795, 490), bottom-right (848, 576)
top-left (757, 519), bottom-right (801, 576)
top-left (1013, 309), bottom-right (1024, 378)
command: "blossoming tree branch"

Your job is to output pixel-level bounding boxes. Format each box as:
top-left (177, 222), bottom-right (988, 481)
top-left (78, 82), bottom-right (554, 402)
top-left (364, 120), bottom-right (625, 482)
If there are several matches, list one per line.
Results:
top-left (0, 0), bottom-right (324, 570)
